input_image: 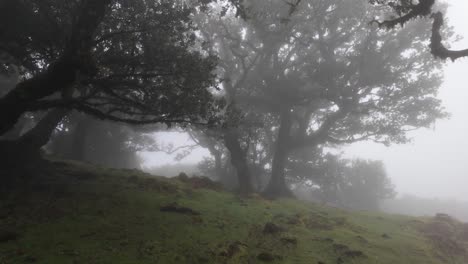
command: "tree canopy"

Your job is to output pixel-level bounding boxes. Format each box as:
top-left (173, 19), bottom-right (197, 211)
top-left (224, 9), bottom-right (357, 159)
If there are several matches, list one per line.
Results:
top-left (0, 0), bottom-right (453, 200)
top-left (192, 0), bottom-right (447, 197)
top-left (0, 0), bottom-right (218, 137)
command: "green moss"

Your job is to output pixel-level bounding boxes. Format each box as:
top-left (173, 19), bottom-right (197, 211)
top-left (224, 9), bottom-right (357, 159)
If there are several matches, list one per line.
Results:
top-left (0, 160), bottom-right (467, 263)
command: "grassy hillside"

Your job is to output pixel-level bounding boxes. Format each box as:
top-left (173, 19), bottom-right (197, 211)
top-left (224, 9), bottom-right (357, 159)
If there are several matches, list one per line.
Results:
top-left (1, 160), bottom-right (467, 264)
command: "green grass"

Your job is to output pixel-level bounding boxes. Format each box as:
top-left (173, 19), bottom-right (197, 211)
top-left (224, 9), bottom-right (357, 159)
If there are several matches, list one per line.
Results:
top-left (0, 160), bottom-right (467, 263)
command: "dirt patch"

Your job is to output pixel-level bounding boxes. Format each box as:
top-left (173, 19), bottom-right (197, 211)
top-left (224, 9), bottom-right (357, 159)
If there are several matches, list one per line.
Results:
top-left (342, 250), bottom-right (366, 258)
top-left (219, 241), bottom-right (247, 258)
top-left (382, 233), bottom-right (391, 239)
top-left (356, 235), bottom-right (369, 244)
top-left (285, 213), bottom-right (334, 230)
top-left (257, 252), bottom-right (281, 262)
top-left (333, 243), bottom-right (349, 253)
top-left (333, 243), bottom-right (367, 263)
top-left (160, 203), bottom-right (200, 215)
top-left (280, 236), bottom-right (298, 246)
top-left (422, 214), bottom-right (467, 258)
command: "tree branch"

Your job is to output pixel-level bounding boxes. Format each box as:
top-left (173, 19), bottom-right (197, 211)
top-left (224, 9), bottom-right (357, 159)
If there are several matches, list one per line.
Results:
top-left (430, 12), bottom-right (468, 61)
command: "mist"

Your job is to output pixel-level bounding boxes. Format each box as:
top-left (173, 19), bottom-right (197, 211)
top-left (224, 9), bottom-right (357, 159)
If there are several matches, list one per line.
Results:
top-left (140, 0), bottom-right (468, 216)
top-left (2, 0), bottom-right (468, 262)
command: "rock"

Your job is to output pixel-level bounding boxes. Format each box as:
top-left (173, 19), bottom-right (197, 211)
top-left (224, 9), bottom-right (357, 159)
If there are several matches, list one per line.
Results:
top-left (257, 252), bottom-right (275, 262)
top-left (263, 222), bottom-right (284, 234)
top-left (356, 235), bottom-right (369, 243)
top-left (219, 241), bottom-right (247, 258)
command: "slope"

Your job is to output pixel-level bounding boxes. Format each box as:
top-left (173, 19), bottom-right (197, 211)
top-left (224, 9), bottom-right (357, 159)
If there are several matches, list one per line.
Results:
top-left (0, 160), bottom-right (467, 264)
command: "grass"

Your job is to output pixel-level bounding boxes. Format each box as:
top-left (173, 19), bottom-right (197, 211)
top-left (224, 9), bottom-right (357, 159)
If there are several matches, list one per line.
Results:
top-left (0, 160), bottom-right (467, 263)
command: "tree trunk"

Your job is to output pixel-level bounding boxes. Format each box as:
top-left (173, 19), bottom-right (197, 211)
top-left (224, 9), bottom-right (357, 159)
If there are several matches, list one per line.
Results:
top-left (204, 140), bottom-right (224, 179)
top-left (70, 114), bottom-right (91, 161)
top-left (18, 109), bottom-right (69, 150)
top-left (224, 128), bottom-right (253, 195)
top-left (0, 108), bottom-right (69, 167)
top-left (1, 115), bottom-right (27, 140)
top-left (263, 109), bottom-right (294, 198)
top-left (0, 65), bottom-right (76, 135)
top-left (213, 150), bottom-right (223, 178)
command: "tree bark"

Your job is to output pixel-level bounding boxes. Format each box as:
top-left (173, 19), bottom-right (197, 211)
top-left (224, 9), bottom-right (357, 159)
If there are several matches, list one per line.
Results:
top-left (224, 128), bottom-right (253, 195)
top-left (263, 109), bottom-right (294, 198)
top-left (17, 109), bottom-right (69, 151)
top-left (0, 108), bottom-right (69, 167)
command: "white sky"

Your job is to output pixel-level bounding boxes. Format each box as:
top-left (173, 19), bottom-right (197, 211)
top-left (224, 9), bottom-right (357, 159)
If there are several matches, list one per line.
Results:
top-left (142, 0), bottom-right (468, 201)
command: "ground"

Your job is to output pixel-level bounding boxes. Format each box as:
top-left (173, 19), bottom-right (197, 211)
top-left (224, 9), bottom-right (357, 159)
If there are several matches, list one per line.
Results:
top-left (0, 160), bottom-right (467, 263)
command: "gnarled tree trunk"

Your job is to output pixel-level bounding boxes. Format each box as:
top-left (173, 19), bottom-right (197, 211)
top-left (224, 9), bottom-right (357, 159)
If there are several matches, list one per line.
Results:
top-left (0, 108), bottom-right (69, 167)
top-left (224, 128), bottom-right (253, 195)
top-left (0, 0), bottom-right (110, 135)
top-left (263, 109), bottom-right (294, 198)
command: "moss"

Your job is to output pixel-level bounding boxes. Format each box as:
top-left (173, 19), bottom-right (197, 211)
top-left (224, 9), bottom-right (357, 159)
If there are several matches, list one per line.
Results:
top-left (0, 160), bottom-right (467, 263)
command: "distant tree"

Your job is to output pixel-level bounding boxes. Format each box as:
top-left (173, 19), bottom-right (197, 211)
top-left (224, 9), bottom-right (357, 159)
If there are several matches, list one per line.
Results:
top-left (370, 0), bottom-right (468, 61)
top-left (47, 114), bottom-right (158, 169)
top-left (295, 154), bottom-right (396, 211)
top-left (191, 124), bottom-right (271, 192)
top-left (340, 159), bottom-right (396, 210)
top-left (196, 0), bottom-right (447, 198)
top-left (0, 0), bottom-right (218, 165)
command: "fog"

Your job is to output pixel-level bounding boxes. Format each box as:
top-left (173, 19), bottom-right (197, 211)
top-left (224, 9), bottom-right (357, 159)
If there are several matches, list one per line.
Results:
top-left (345, 0), bottom-right (468, 202)
top-left (3, 0), bottom-right (468, 262)
top-left (142, 0), bottom-right (468, 205)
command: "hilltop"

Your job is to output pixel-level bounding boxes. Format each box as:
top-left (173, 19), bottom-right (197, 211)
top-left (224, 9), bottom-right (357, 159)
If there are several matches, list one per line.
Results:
top-left (1, 160), bottom-right (467, 263)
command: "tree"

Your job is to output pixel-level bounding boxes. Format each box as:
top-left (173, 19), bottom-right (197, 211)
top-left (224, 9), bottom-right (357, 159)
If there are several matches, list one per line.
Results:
top-left (370, 0), bottom-right (468, 61)
top-left (0, 0), bottom-right (218, 164)
top-left (294, 154), bottom-right (396, 211)
top-left (341, 159), bottom-right (396, 210)
top-left (47, 113), bottom-right (157, 169)
top-left (196, 0), bottom-right (447, 198)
